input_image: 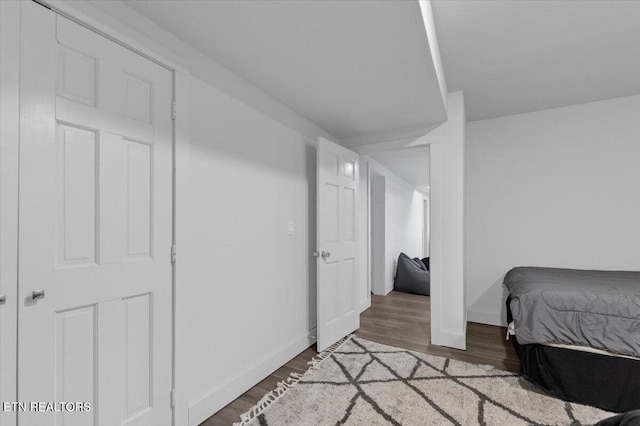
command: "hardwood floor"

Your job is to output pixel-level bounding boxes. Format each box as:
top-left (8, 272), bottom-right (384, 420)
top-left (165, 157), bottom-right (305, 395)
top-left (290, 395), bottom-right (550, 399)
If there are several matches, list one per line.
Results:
top-left (201, 291), bottom-right (519, 425)
top-left (358, 292), bottom-right (519, 374)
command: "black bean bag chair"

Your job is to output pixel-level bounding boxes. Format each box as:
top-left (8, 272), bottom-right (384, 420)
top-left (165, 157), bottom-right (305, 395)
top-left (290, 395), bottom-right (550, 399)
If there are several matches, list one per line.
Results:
top-left (421, 257), bottom-right (430, 271)
top-left (394, 252), bottom-right (430, 296)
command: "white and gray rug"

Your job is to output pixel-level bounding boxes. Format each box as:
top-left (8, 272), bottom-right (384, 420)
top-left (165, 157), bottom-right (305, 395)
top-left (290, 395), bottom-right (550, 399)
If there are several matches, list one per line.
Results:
top-left (235, 336), bottom-right (613, 426)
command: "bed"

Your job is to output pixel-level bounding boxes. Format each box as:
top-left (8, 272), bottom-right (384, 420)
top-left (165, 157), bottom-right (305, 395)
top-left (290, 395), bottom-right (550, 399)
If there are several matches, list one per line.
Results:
top-left (504, 266), bottom-right (640, 412)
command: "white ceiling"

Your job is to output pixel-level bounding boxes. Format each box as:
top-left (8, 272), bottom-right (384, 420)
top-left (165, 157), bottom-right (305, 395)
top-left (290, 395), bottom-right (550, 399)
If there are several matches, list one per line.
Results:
top-left (432, 0), bottom-right (640, 122)
top-left (371, 146), bottom-right (430, 194)
top-left (124, 0), bottom-right (447, 140)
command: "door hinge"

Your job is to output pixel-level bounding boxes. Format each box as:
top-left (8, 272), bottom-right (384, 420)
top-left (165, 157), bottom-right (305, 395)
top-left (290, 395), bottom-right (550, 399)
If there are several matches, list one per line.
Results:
top-left (171, 101), bottom-right (177, 120)
top-left (171, 244), bottom-right (176, 263)
top-left (170, 388), bottom-right (176, 408)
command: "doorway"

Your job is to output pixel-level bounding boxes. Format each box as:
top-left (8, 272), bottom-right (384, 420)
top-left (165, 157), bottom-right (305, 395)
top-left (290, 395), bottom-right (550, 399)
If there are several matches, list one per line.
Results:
top-left (364, 145), bottom-right (431, 324)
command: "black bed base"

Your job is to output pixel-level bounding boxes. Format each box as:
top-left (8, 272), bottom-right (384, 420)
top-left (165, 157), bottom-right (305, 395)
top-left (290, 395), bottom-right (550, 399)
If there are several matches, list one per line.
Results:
top-left (506, 298), bottom-right (640, 413)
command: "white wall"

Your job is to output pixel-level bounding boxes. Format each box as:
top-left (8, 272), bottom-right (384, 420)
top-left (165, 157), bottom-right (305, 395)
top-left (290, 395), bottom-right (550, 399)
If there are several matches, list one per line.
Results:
top-left (466, 95), bottom-right (640, 326)
top-left (429, 91), bottom-right (466, 349)
top-left (178, 77), bottom-right (322, 425)
top-left (385, 176), bottom-right (426, 293)
top-left (364, 159), bottom-right (425, 296)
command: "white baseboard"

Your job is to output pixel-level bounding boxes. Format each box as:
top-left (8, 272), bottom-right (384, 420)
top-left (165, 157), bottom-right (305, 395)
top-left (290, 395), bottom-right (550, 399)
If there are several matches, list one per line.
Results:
top-left (467, 309), bottom-right (506, 327)
top-left (431, 330), bottom-right (466, 350)
top-left (372, 287), bottom-right (392, 296)
top-left (359, 298), bottom-right (371, 313)
top-left (187, 329), bottom-right (316, 426)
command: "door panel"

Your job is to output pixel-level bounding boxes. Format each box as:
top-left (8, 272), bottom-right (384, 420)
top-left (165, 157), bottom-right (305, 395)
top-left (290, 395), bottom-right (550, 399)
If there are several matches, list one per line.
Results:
top-left (55, 306), bottom-right (96, 426)
top-left (18, 4), bottom-right (173, 425)
top-left (56, 124), bottom-right (98, 266)
top-left (316, 137), bottom-right (360, 351)
top-left (125, 140), bottom-right (153, 259)
top-left (122, 294), bottom-right (152, 420)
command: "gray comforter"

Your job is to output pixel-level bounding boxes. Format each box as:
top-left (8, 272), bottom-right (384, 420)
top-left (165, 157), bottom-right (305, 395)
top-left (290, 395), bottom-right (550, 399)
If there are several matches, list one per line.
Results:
top-left (504, 267), bottom-right (640, 357)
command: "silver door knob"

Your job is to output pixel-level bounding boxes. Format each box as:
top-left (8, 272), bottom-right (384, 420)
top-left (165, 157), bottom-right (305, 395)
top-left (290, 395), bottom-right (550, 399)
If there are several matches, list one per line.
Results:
top-left (0, 294), bottom-right (5, 305)
top-left (321, 251), bottom-right (331, 259)
top-left (31, 289), bottom-right (45, 300)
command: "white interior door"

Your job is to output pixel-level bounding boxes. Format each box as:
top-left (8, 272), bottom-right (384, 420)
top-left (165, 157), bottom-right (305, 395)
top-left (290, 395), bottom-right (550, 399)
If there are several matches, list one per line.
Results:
top-left (316, 137), bottom-right (360, 352)
top-left (18, 4), bottom-right (173, 425)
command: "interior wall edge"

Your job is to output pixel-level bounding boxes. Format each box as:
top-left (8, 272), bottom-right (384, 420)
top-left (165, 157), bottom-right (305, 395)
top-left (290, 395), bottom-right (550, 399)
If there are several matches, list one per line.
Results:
top-left (429, 91), bottom-right (466, 351)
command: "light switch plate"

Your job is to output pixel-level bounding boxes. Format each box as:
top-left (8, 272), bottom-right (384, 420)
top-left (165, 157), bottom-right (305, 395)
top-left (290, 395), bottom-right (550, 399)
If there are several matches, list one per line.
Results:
top-left (288, 220), bottom-right (295, 235)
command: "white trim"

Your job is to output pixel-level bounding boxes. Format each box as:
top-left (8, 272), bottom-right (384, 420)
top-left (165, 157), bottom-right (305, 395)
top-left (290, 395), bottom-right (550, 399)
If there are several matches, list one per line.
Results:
top-left (434, 331), bottom-right (466, 350)
top-left (357, 157), bottom-right (371, 314)
top-left (423, 197), bottom-right (430, 258)
top-left (359, 298), bottom-right (371, 314)
top-left (172, 71), bottom-right (191, 426)
top-left (368, 168), bottom-right (387, 296)
top-left (187, 330), bottom-right (317, 426)
top-left (366, 161), bottom-right (374, 296)
top-left (363, 159), bottom-right (372, 309)
top-left (0, 3), bottom-right (20, 426)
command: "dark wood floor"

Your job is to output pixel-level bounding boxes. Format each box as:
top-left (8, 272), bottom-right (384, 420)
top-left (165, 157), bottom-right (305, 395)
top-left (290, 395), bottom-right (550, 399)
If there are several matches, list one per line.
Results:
top-left (202, 291), bottom-right (519, 425)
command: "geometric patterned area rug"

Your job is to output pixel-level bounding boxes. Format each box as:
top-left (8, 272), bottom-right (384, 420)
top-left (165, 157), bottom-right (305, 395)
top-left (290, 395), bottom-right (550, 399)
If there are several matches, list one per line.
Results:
top-left (235, 336), bottom-right (613, 426)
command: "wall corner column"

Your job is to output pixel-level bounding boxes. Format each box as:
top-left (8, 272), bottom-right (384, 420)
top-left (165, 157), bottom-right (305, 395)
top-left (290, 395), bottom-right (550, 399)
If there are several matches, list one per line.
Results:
top-left (429, 91), bottom-right (466, 350)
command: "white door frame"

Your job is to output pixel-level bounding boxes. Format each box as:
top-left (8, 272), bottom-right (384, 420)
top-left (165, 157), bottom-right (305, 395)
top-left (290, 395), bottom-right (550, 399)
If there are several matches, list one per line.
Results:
top-left (358, 160), bottom-right (372, 313)
top-left (0, 3), bottom-right (21, 426)
top-left (368, 170), bottom-right (387, 296)
top-left (0, 1), bottom-right (191, 424)
top-left (356, 91), bottom-right (466, 351)
top-left (423, 197), bottom-right (430, 258)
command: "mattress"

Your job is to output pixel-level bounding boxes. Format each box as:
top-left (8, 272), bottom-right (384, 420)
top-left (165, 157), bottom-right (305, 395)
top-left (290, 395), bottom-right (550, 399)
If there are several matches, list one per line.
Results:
top-left (506, 296), bottom-right (640, 412)
top-left (541, 342), bottom-right (640, 361)
top-left (504, 266), bottom-right (640, 358)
